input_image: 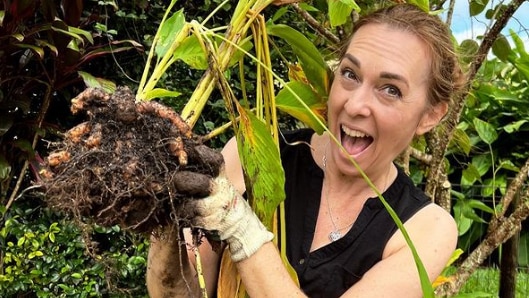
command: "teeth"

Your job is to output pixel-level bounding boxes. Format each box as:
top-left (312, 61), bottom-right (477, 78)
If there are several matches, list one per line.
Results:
top-left (342, 125), bottom-right (368, 138)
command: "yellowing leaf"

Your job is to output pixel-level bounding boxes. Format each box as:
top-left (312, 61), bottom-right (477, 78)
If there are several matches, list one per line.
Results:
top-left (276, 81), bottom-right (327, 134)
top-left (236, 108), bottom-right (285, 229)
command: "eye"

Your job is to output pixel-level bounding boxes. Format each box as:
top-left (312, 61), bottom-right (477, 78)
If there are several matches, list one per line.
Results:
top-left (340, 68), bottom-right (359, 81)
top-left (382, 85), bottom-right (402, 99)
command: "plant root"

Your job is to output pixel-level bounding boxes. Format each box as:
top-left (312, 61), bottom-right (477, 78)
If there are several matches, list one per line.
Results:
top-left (42, 86), bottom-right (223, 234)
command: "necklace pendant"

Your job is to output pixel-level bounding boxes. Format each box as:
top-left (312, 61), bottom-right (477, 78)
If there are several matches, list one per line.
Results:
top-left (329, 230), bottom-right (341, 242)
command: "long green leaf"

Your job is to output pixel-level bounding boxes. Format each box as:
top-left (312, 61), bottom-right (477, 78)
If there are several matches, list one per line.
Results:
top-left (142, 88), bottom-right (182, 101)
top-left (236, 108), bottom-right (285, 229)
top-left (267, 23), bottom-right (331, 97)
top-left (78, 71), bottom-right (116, 94)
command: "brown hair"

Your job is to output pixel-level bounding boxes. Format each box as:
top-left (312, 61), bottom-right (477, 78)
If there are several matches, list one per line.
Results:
top-left (338, 4), bottom-right (467, 107)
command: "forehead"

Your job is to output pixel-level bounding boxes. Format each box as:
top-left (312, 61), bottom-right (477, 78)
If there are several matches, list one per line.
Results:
top-left (345, 23), bottom-right (431, 83)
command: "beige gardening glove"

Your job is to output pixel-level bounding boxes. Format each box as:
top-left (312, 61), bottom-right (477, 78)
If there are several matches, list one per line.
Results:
top-left (180, 171), bottom-right (274, 262)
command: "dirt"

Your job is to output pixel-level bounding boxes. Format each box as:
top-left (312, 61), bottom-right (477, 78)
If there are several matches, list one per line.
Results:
top-left (41, 86), bottom-right (224, 234)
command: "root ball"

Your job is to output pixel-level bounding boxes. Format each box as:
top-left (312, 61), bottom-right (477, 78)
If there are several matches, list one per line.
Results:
top-left (42, 86), bottom-right (224, 234)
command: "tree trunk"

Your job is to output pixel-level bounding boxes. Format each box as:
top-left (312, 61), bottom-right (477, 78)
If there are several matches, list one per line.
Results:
top-left (499, 193), bottom-right (520, 298)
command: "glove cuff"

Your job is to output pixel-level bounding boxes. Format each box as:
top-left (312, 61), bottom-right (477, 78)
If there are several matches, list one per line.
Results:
top-left (228, 212), bottom-right (274, 262)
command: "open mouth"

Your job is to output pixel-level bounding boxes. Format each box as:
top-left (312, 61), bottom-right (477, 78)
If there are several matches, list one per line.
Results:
top-left (341, 125), bottom-right (373, 156)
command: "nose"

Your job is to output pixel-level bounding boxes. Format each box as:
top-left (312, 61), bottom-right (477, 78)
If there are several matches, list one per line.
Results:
top-left (343, 86), bottom-right (373, 117)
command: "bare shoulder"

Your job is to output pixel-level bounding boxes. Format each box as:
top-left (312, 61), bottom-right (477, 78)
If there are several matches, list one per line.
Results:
top-left (384, 203), bottom-right (458, 263)
top-left (412, 203), bottom-right (457, 228)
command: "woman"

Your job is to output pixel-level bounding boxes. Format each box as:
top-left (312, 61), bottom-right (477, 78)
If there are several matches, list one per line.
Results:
top-left (147, 3), bottom-right (466, 297)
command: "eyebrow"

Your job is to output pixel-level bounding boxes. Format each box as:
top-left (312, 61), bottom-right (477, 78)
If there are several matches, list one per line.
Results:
top-left (342, 53), bottom-right (409, 88)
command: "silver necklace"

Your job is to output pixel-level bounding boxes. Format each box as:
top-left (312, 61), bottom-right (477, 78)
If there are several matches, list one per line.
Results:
top-left (322, 150), bottom-right (354, 242)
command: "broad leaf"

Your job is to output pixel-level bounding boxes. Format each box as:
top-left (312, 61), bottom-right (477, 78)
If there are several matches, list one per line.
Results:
top-left (453, 202), bottom-right (473, 236)
top-left (267, 23), bottom-right (331, 97)
top-left (473, 118), bottom-right (498, 145)
top-left (155, 9), bottom-right (186, 58)
top-left (276, 81), bottom-right (326, 134)
top-left (328, 0), bottom-right (360, 27)
top-left (173, 34), bottom-right (208, 70)
top-left (472, 154), bottom-right (492, 177)
top-left (236, 108), bottom-right (285, 229)
top-left (491, 34), bottom-right (511, 62)
top-left (461, 163), bottom-right (481, 185)
top-left (469, 0), bottom-right (489, 16)
top-left (459, 39), bottom-right (479, 64)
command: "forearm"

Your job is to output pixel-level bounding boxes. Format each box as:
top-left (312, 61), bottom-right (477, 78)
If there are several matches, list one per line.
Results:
top-left (236, 242), bottom-right (306, 298)
top-left (146, 228), bottom-right (199, 298)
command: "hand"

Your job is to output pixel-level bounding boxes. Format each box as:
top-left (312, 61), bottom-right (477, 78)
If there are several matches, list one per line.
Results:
top-left (179, 171), bottom-right (274, 262)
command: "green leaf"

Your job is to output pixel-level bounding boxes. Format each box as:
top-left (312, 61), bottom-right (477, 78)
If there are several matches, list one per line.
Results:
top-left (173, 34), bottom-right (208, 70)
top-left (481, 176), bottom-right (506, 197)
top-left (267, 23), bottom-right (331, 97)
top-left (459, 39), bottom-right (479, 64)
top-left (237, 108), bottom-right (285, 229)
top-left (30, 269), bottom-right (42, 275)
top-left (467, 199), bottom-right (494, 214)
top-left (142, 88), bottom-right (182, 101)
top-left (15, 44), bottom-right (44, 59)
top-left (454, 204), bottom-right (472, 236)
top-left (491, 34), bottom-right (511, 62)
top-left (276, 81), bottom-right (327, 134)
top-left (155, 9), bottom-right (186, 58)
top-left (469, 0), bottom-right (489, 16)
top-left (461, 203), bottom-right (487, 224)
top-left (51, 26), bottom-right (85, 45)
top-left (509, 28), bottom-right (528, 59)
top-left (328, 0), bottom-right (360, 27)
top-left (497, 159), bottom-right (519, 172)
top-left (68, 26), bottom-right (94, 44)
top-left (17, 237), bottom-right (26, 247)
top-left (472, 154), bottom-right (492, 177)
top-left (71, 272), bottom-right (82, 279)
top-left (473, 118), bottom-right (497, 145)
top-left (406, 0), bottom-right (430, 12)
top-left (28, 251), bottom-right (43, 259)
top-left (450, 127), bottom-right (472, 155)
top-left (461, 163), bottom-right (481, 185)
top-left (503, 120), bottom-right (527, 133)
top-left (35, 39), bottom-right (58, 56)
top-left (78, 71), bottom-right (116, 94)
top-left (0, 153), bottom-right (11, 180)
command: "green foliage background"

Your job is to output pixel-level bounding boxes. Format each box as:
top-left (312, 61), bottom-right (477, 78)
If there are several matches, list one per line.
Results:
top-left (1, 0), bottom-right (529, 296)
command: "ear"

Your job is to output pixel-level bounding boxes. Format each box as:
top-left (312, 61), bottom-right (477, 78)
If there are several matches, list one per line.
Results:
top-left (415, 102), bottom-right (448, 136)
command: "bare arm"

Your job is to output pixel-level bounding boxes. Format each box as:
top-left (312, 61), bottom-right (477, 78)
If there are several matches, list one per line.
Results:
top-left (341, 204), bottom-right (458, 297)
top-left (146, 226), bottom-right (221, 297)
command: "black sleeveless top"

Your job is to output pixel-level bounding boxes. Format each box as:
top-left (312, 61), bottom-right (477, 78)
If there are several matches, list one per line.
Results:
top-left (279, 129), bottom-right (431, 297)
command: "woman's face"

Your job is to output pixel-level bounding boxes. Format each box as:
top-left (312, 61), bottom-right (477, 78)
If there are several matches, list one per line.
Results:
top-left (328, 23), bottom-right (447, 176)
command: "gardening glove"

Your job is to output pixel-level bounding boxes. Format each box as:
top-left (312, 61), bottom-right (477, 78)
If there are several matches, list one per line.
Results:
top-left (180, 171), bottom-right (274, 262)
